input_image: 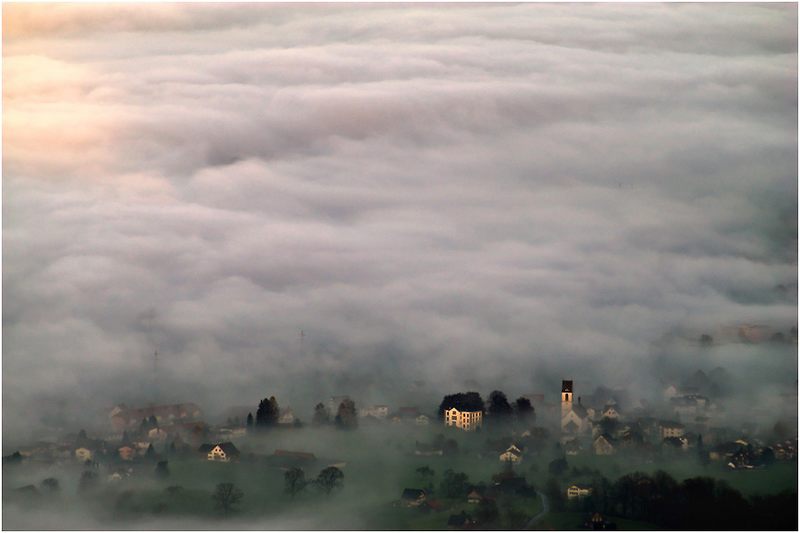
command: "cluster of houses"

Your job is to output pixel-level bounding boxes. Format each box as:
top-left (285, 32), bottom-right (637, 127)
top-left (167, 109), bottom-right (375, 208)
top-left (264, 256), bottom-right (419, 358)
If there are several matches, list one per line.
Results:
top-left (554, 378), bottom-right (748, 459)
top-left (397, 466), bottom-right (534, 528)
top-left (5, 373), bottom-right (795, 496)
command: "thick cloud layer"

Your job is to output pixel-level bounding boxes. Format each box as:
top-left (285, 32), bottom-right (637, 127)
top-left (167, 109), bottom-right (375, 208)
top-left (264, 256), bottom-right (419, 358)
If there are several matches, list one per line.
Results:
top-left (3, 4), bottom-right (797, 442)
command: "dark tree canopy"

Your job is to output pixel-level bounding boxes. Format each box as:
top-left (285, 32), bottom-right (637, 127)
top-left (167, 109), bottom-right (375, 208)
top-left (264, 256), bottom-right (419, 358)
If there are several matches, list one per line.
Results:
top-left (545, 476), bottom-right (565, 511)
top-left (514, 397), bottom-right (535, 420)
top-left (432, 434), bottom-right (459, 455)
top-left (256, 396), bottom-right (280, 428)
top-left (476, 498), bottom-right (499, 524)
top-left (598, 417), bottom-right (620, 435)
top-left (416, 466), bottom-right (435, 478)
top-left (155, 460), bottom-right (170, 479)
top-left (246, 413), bottom-right (254, 428)
top-left (145, 443), bottom-right (157, 461)
top-left (312, 403), bottom-right (331, 426)
top-left (41, 478), bottom-right (60, 492)
top-left (439, 469), bottom-right (471, 498)
top-left (316, 466), bottom-right (344, 495)
top-left (212, 482), bottom-right (244, 515)
top-left (335, 399), bottom-right (358, 430)
top-left (438, 392), bottom-right (485, 419)
top-left (559, 470), bottom-right (796, 530)
top-left (284, 467), bottom-right (306, 498)
top-left (488, 390), bottom-right (513, 418)
top-left (548, 457), bottom-right (568, 477)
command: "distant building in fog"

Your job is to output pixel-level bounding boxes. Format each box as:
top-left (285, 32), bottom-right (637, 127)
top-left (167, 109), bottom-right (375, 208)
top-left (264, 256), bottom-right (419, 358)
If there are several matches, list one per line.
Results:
top-left (109, 403), bottom-right (202, 431)
top-left (561, 380), bottom-right (590, 435)
top-left (444, 407), bottom-right (483, 431)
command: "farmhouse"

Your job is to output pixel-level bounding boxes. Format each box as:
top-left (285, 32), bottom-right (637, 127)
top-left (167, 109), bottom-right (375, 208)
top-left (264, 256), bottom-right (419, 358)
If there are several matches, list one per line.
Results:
top-left (659, 420), bottom-right (685, 439)
top-left (401, 488), bottom-right (427, 507)
top-left (567, 484), bottom-right (593, 499)
top-left (499, 444), bottom-right (523, 463)
top-left (198, 442), bottom-right (240, 462)
top-left (600, 403), bottom-right (621, 420)
top-left (117, 446), bottom-right (136, 461)
top-left (278, 408), bottom-right (296, 425)
top-left (593, 434), bottom-right (616, 455)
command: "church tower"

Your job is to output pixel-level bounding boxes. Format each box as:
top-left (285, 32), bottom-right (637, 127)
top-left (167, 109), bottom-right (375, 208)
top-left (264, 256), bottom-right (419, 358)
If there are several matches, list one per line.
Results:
top-left (561, 380), bottom-right (573, 417)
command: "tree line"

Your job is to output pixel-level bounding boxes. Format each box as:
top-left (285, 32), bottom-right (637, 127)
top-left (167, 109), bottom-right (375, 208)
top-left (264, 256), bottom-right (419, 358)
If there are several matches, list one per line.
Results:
top-left (245, 396), bottom-right (358, 431)
top-left (544, 469), bottom-right (797, 530)
top-left (437, 390), bottom-right (535, 424)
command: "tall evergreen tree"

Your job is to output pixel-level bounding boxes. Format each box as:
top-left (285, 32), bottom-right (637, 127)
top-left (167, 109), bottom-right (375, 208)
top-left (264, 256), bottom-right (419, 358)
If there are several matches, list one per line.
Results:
top-left (312, 403), bottom-right (331, 426)
top-left (284, 467), bottom-right (306, 498)
top-left (145, 443), bottom-right (157, 461)
top-left (315, 466), bottom-right (344, 495)
top-left (335, 399), bottom-right (358, 430)
top-left (256, 396), bottom-right (280, 429)
top-left (514, 397), bottom-right (535, 421)
top-left (155, 460), bottom-right (170, 479)
top-left (488, 390), bottom-right (513, 418)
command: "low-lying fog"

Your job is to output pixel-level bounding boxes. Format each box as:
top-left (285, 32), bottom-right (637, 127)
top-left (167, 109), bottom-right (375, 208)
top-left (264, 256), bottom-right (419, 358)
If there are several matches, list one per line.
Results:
top-left (2, 5), bottom-right (797, 528)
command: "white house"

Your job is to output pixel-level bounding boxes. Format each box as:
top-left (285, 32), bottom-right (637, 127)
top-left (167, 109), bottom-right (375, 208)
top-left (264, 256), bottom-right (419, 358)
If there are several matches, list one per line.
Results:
top-left (562, 404), bottom-right (590, 435)
top-left (201, 442), bottom-right (240, 462)
top-left (593, 435), bottom-right (615, 455)
top-left (360, 405), bottom-right (390, 419)
top-left (499, 445), bottom-right (523, 463)
top-left (567, 484), bottom-right (593, 499)
top-left (600, 404), bottom-right (620, 420)
top-left (74, 447), bottom-right (93, 462)
top-left (278, 408), bottom-right (296, 425)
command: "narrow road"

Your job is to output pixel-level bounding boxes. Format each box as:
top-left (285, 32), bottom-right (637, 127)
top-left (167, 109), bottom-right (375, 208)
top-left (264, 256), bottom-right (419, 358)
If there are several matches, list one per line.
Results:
top-left (525, 492), bottom-right (550, 530)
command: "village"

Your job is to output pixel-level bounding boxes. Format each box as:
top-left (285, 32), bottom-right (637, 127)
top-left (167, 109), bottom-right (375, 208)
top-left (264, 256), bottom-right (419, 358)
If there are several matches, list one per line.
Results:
top-left (3, 368), bottom-right (797, 530)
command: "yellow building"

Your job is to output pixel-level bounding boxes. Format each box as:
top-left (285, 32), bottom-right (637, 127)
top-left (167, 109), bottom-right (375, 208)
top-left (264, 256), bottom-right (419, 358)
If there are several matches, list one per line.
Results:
top-left (74, 447), bottom-right (93, 462)
top-left (567, 484), bottom-right (593, 499)
top-left (444, 407), bottom-right (483, 431)
top-left (659, 421), bottom-right (685, 439)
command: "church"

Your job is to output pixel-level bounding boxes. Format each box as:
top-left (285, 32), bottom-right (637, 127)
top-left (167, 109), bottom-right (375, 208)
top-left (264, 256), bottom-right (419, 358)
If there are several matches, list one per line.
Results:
top-left (560, 380), bottom-right (592, 436)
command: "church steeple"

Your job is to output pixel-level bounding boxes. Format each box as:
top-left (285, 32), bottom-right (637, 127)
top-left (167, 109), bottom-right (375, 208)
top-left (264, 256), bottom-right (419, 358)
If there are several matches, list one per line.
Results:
top-left (561, 380), bottom-right (573, 417)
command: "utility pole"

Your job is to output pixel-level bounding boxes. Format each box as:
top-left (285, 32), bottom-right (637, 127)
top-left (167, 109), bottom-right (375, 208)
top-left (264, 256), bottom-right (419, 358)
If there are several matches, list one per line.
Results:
top-left (153, 350), bottom-right (159, 402)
